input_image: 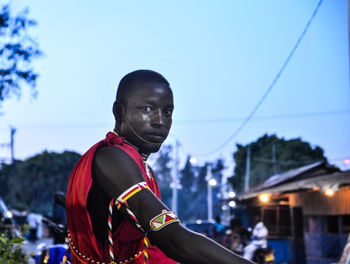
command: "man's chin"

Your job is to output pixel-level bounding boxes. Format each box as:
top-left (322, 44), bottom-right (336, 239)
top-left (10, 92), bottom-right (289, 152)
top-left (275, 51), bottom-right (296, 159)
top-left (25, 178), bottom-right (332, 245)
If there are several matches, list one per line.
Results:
top-left (140, 143), bottom-right (162, 154)
top-left (143, 144), bottom-right (162, 154)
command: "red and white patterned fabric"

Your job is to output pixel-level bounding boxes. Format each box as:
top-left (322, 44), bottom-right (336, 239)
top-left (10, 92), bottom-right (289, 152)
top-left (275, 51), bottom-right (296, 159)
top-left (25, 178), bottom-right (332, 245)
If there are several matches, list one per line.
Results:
top-left (66, 132), bottom-right (177, 264)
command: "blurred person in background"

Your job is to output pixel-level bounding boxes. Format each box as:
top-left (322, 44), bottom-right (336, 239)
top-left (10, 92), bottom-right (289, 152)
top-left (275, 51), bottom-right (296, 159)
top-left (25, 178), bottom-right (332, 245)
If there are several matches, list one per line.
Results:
top-left (243, 216), bottom-right (268, 261)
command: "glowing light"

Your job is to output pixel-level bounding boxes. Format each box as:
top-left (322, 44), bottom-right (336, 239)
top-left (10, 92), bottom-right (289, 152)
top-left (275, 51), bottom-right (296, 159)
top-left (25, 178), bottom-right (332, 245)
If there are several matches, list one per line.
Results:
top-left (208, 178), bottom-right (217, 186)
top-left (189, 157), bottom-right (197, 164)
top-left (344, 159), bottom-right (350, 165)
top-left (5, 211), bottom-right (13, 218)
top-left (324, 188), bottom-right (335, 197)
top-left (228, 201), bottom-right (236, 208)
top-left (221, 205), bottom-right (228, 211)
top-left (228, 191), bottom-right (236, 198)
top-left (259, 193), bottom-right (270, 203)
top-left (196, 219), bottom-right (202, 224)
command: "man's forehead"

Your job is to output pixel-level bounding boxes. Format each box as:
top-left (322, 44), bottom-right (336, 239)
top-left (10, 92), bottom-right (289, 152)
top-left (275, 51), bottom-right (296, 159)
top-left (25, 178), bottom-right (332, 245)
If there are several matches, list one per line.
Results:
top-left (126, 81), bottom-right (172, 99)
top-left (130, 80), bottom-right (170, 91)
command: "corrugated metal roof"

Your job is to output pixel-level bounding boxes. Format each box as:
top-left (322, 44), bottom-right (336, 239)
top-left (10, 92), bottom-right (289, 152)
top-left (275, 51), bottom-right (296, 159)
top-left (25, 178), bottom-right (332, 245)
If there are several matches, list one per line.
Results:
top-left (236, 161), bottom-right (346, 200)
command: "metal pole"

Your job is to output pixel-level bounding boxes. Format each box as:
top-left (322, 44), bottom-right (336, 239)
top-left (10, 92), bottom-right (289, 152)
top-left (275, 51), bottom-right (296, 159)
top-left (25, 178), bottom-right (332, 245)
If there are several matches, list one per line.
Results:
top-left (348, 0), bottom-right (350, 104)
top-left (244, 145), bottom-right (251, 191)
top-left (10, 127), bottom-right (16, 163)
top-left (10, 127), bottom-right (17, 207)
top-left (207, 164), bottom-right (213, 221)
top-left (272, 142), bottom-right (277, 175)
top-left (171, 140), bottom-right (179, 213)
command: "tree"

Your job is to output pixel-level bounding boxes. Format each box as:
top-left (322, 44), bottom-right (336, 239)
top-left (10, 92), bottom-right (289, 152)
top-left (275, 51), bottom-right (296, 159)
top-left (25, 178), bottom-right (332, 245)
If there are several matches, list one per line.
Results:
top-left (0, 4), bottom-right (41, 106)
top-left (151, 145), bottom-right (173, 208)
top-left (178, 158), bottom-right (226, 222)
top-left (0, 151), bottom-right (81, 213)
top-left (229, 134), bottom-right (327, 193)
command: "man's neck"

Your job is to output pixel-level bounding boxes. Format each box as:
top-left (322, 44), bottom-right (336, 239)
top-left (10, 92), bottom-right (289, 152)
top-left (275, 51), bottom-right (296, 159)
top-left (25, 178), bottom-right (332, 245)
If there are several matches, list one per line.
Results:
top-left (112, 129), bottom-right (150, 161)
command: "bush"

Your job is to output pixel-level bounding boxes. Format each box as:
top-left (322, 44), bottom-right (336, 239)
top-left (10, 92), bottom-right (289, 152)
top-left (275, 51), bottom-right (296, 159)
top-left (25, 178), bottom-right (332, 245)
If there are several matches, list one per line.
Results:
top-left (0, 226), bottom-right (32, 264)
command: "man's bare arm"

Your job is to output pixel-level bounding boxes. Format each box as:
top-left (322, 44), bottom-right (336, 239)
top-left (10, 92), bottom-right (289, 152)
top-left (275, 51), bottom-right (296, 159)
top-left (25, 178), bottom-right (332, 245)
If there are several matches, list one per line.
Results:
top-left (93, 146), bottom-right (253, 264)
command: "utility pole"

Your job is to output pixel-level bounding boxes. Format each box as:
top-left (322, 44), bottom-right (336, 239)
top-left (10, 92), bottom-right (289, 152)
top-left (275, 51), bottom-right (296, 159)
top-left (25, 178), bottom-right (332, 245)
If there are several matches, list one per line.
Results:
top-left (272, 142), bottom-right (277, 175)
top-left (207, 164), bottom-right (213, 221)
top-left (10, 127), bottom-right (16, 163)
top-left (9, 127), bottom-right (17, 207)
top-left (244, 144), bottom-right (251, 192)
top-left (348, 0), bottom-right (350, 104)
top-left (171, 140), bottom-right (179, 213)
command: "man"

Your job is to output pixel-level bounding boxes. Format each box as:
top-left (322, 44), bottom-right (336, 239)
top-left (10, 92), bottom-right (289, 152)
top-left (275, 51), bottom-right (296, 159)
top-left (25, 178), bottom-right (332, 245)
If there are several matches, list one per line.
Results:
top-left (66, 70), bottom-right (253, 263)
top-left (51, 192), bottom-right (67, 244)
top-left (27, 211), bottom-right (41, 242)
top-left (243, 216), bottom-right (268, 261)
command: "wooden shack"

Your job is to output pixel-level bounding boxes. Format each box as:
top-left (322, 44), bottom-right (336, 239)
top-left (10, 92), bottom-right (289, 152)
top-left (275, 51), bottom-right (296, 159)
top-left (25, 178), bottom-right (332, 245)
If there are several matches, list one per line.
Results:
top-left (235, 162), bottom-right (350, 264)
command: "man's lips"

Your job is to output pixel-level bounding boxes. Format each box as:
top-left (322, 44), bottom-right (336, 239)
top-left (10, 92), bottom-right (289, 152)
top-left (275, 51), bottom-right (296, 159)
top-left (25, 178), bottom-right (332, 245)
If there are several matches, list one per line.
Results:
top-left (144, 133), bottom-right (167, 142)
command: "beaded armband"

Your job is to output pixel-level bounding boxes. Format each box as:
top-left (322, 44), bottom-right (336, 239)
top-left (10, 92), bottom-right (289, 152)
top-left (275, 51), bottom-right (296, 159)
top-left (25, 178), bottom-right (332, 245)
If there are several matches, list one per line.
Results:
top-left (108, 182), bottom-right (150, 262)
top-left (113, 181), bottom-right (150, 231)
top-left (115, 181), bottom-right (150, 209)
top-left (150, 210), bottom-right (180, 231)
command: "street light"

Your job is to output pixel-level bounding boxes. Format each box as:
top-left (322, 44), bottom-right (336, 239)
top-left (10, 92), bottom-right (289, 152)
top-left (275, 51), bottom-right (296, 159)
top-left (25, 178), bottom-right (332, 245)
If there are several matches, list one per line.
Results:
top-left (189, 157), bottom-right (198, 164)
top-left (208, 178), bottom-right (217, 186)
top-left (228, 191), bottom-right (236, 198)
top-left (190, 159), bottom-right (219, 221)
top-left (228, 201), bottom-right (236, 208)
top-left (258, 193), bottom-right (270, 203)
top-left (324, 188), bottom-right (335, 197)
top-left (206, 164), bottom-right (220, 221)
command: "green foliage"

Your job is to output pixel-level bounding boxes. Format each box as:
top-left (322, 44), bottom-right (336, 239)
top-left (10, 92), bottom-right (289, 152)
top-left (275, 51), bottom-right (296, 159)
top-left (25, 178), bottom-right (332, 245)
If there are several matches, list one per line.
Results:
top-left (153, 151), bottom-right (228, 222)
top-left (151, 145), bottom-right (173, 208)
top-left (177, 158), bottom-right (209, 220)
top-left (177, 158), bottom-right (225, 221)
top-left (0, 150), bottom-right (81, 213)
top-left (229, 134), bottom-right (327, 193)
top-left (0, 225), bottom-right (31, 264)
top-left (0, 4), bottom-right (41, 106)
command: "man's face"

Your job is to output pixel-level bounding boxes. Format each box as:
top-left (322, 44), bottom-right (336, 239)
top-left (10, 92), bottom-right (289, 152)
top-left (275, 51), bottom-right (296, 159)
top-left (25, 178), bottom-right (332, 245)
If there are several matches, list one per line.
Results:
top-left (119, 81), bottom-right (174, 153)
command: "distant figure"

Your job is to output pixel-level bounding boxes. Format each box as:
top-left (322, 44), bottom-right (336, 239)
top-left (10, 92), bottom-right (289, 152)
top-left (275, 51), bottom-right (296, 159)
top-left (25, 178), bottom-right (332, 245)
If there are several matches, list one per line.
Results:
top-left (222, 229), bottom-right (244, 255)
top-left (27, 212), bottom-right (41, 242)
top-left (339, 233), bottom-right (350, 264)
top-left (51, 192), bottom-right (67, 244)
top-left (230, 213), bottom-right (243, 235)
top-left (212, 216), bottom-right (227, 243)
top-left (243, 216), bottom-right (268, 261)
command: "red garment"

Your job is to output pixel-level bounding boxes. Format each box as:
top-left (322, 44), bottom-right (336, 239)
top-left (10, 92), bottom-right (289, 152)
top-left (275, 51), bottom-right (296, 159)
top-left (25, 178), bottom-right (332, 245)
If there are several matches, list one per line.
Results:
top-left (66, 132), bottom-right (177, 264)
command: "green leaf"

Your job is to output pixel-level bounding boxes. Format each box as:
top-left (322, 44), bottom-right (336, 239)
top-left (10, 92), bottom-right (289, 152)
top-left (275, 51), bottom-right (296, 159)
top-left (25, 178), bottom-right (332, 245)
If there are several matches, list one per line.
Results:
top-left (0, 236), bottom-right (7, 244)
top-left (9, 237), bottom-right (25, 244)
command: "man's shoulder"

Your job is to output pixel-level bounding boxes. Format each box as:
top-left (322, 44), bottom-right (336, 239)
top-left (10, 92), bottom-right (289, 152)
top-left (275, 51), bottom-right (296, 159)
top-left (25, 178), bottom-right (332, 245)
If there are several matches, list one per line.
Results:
top-left (95, 145), bottom-right (129, 158)
top-left (93, 145), bottom-right (143, 182)
top-left (94, 145), bottom-right (136, 169)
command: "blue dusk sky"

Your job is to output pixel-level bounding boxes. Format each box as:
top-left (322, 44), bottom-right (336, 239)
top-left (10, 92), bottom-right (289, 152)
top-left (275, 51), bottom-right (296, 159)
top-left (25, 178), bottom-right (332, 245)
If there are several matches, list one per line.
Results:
top-left (1, 0), bottom-right (349, 176)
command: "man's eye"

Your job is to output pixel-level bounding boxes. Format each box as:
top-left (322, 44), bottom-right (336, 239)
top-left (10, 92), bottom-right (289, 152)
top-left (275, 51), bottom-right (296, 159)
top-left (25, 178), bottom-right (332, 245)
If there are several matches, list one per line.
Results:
top-left (143, 106), bottom-right (151, 112)
top-left (164, 109), bottom-right (173, 116)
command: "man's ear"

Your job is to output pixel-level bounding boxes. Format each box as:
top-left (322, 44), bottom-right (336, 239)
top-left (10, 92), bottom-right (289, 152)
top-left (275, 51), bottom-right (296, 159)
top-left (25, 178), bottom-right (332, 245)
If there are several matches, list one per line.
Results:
top-left (113, 101), bottom-right (123, 123)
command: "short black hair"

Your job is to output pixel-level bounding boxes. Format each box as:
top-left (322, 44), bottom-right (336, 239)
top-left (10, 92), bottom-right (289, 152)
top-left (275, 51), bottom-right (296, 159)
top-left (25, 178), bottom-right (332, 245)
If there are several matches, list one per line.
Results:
top-left (116, 69), bottom-right (170, 105)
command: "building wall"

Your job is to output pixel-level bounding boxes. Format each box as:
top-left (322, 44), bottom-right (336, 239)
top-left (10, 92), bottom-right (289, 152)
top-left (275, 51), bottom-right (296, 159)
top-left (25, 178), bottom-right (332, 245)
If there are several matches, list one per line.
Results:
top-left (289, 186), bottom-right (350, 215)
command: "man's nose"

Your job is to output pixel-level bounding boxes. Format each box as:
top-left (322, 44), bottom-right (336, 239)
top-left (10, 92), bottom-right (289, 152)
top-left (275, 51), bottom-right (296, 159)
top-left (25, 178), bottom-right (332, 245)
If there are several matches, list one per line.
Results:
top-left (152, 109), bottom-right (166, 127)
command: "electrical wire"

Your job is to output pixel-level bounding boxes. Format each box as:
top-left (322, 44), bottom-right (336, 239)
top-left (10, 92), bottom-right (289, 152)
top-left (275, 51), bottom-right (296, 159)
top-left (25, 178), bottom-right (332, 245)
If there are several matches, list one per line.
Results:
top-left (0, 108), bottom-right (346, 132)
top-left (197, 0), bottom-right (324, 157)
top-left (175, 109), bottom-right (349, 125)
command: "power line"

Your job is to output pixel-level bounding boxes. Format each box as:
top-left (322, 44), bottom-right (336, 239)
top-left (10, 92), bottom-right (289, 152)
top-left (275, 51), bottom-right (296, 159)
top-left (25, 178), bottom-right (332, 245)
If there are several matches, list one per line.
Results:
top-left (198, 0), bottom-right (324, 157)
top-left (253, 157), bottom-right (321, 165)
top-left (0, 108), bottom-right (347, 132)
top-left (175, 109), bottom-right (349, 125)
